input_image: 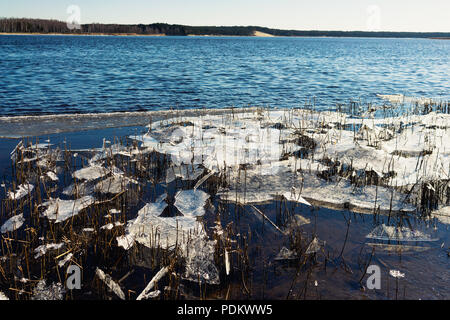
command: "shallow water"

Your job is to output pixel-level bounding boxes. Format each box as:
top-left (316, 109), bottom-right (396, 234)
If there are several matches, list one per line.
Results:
top-left (0, 35), bottom-right (449, 116)
top-left (221, 204), bottom-right (449, 300)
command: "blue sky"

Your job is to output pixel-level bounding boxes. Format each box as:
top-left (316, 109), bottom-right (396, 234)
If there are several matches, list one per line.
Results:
top-left (1, 0), bottom-right (449, 32)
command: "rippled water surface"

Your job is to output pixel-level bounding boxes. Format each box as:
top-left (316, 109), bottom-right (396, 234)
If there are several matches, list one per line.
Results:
top-left (0, 35), bottom-right (449, 116)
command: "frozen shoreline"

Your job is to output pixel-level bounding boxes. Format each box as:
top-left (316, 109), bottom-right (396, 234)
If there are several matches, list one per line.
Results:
top-left (0, 107), bottom-right (258, 138)
top-left (129, 108), bottom-right (450, 216)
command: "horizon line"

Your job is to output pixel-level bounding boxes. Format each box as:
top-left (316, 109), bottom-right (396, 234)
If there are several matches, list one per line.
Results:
top-left (1, 17), bottom-right (449, 34)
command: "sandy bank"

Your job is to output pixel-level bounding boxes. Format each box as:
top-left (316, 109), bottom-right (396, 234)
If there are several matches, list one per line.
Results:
top-left (253, 31), bottom-right (275, 37)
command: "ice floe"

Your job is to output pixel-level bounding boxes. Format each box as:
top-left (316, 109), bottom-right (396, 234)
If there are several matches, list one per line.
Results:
top-left (224, 250), bottom-right (230, 275)
top-left (46, 171), bottom-right (59, 182)
top-left (63, 181), bottom-right (94, 197)
top-left (282, 188), bottom-right (311, 206)
top-left (11, 141), bottom-right (62, 172)
top-left (174, 189), bottom-right (210, 217)
top-left (432, 206), bottom-right (450, 225)
top-left (94, 175), bottom-right (135, 194)
top-left (183, 236), bottom-right (219, 284)
top-left (73, 165), bottom-right (109, 181)
top-left (117, 234), bottom-right (135, 250)
top-left (8, 183), bottom-right (34, 200)
top-left (42, 196), bottom-right (95, 223)
top-left (3, 106), bottom-right (450, 296)
top-left (305, 237), bottom-right (323, 254)
top-left (118, 193), bottom-right (219, 284)
top-left (57, 253), bottom-right (73, 267)
top-left (34, 243), bottom-right (65, 259)
top-left (377, 94), bottom-right (434, 105)
top-left (274, 247), bottom-right (297, 261)
top-left (143, 290), bottom-right (160, 299)
top-left (122, 202), bottom-right (204, 251)
top-left (100, 222), bottom-right (124, 230)
top-left (166, 164), bottom-right (204, 183)
top-left (126, 109), bottom-right (450, 213)
top-left (218, 170), bottom-right (415, 214)
top-left (389, 269), bottom-right (405, 278)
top-left (1, 214), bottom-right (25, 233)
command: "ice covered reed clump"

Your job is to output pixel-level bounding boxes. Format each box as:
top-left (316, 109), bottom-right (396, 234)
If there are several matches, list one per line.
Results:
top-left (42, 196), bottom-right (95, 223)
top-left (130, 108), bottom-right (450, 215)
top-left (117, 191), bottom-right (219, 284)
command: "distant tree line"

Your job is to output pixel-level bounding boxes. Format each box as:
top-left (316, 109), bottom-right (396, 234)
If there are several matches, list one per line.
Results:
top-left (0, 18), bottom-right (186, 35)
top-left (0, 18), bottom-right (69, 33)
top-left (1, 18), bottom-right (449, 38)
top-left (83, 23), bottom-right (187, 35)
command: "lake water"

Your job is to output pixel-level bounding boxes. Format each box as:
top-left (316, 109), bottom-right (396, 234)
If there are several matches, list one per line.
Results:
top-left (0, 35), bottom-right (449, 116)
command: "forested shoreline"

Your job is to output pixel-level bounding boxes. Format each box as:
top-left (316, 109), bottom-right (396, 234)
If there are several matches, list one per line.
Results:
top-left (1, 18), bottom-right (449, 38)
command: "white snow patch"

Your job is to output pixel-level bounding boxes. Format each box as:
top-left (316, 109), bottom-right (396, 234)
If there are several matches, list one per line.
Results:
top-left (389, 270), bottom-right (405, 278)
top-left (73, 165), bottom-right (108, 181)
top-left (8, 183), bottom-right (34, 200)
top-left (117, 234), bottom-right (135, 250)
top-left (42, 196), bottom-right (95, 223)
top-left (366, 224), bottom-right (437, 242)
top-left (57, 253), bottom-right (73, 267)
top-left (100, 222), bottom-right (124, 230)
top-left (432, 206), bottom-right (450, 225)
top-left (34, 243), bottom-right (65, 259)
top-left (46, 171), bottom-right (59, 182)
top-left (174, 189), bottom-right (210, 217)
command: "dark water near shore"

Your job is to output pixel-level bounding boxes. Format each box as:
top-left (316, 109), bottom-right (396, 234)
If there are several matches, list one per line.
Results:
top-left (0, 35), bottom-right (449, 116)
